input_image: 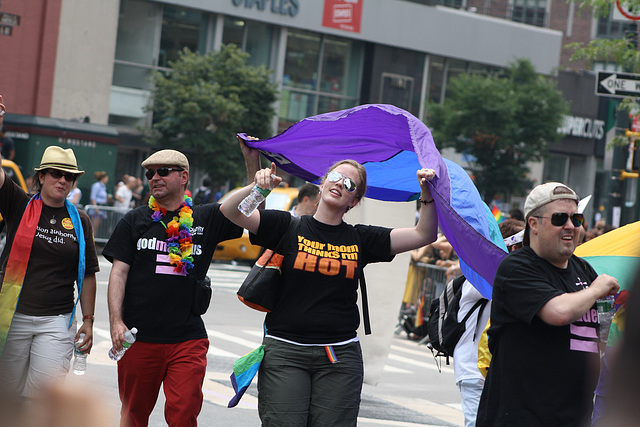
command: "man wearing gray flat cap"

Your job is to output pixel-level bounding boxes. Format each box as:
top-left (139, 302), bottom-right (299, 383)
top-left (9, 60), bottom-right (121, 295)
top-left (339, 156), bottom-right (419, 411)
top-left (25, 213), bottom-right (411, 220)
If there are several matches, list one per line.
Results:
top-left (477, 182), bottom-right (619, 427)
top-left (103, 147), bottom-right (260, 427)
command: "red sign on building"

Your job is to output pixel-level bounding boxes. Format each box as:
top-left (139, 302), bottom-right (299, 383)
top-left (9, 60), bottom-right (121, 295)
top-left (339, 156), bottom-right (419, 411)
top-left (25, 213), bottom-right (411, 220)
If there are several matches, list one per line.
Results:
top-left (322, 0), bottom-right (363, 33)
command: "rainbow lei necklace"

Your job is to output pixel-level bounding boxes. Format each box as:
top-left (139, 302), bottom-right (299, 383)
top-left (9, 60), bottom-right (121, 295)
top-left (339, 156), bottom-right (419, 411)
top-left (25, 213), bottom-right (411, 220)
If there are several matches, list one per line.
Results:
top-left (149, 195), bottom-right (194, 274)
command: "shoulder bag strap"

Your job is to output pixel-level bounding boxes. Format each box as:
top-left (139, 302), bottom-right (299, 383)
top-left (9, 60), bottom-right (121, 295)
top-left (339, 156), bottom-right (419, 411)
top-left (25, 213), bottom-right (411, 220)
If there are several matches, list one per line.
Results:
top-left (359, 268), bottom-right (371, 335)
top-left (275, 216), bottom-right (299, 254)
top-left (462, 298), bottom-right (489, 341)
top-left (356, 229), bottom-right (371, 335)
top-left (254, 216), bottom-right (300, 276)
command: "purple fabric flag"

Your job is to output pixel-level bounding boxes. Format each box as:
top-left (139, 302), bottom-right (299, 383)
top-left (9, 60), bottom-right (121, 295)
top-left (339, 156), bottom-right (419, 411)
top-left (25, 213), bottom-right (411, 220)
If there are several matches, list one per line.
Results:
top-left (241, 104), bottom-right (506, 298)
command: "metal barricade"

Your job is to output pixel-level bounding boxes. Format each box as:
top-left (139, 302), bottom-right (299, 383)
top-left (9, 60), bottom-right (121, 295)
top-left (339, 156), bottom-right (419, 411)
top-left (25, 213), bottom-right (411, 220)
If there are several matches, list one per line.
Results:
top-left (396, 262), bottom-right (449, 339)
top-left (84, 205), bottom-right (129, 244)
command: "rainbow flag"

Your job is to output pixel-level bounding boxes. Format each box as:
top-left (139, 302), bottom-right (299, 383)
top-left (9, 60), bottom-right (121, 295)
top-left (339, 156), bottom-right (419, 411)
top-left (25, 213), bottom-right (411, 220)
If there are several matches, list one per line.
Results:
top-left (574, 222), bottom-right (639, 418)
top-left (491, 205), bottom-right (504, 223)
top-left (0, 197), bottom-right (42, 354)
top-left (228, 345), bottom-right (264, 408)
top-left (0, 196), bottom-right (86, 356)
top-left (574, 221), bottom-right (640, 292)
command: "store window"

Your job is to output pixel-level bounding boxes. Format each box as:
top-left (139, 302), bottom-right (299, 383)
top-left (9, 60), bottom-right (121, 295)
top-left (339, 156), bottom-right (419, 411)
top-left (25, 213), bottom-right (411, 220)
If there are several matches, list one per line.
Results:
top-left (284, 30), bottom-right (321, 91)
top-left (113, 0), bottom-right (160, 71)
top-left (597, 7), bottom-right (637, 40)
top-left (367, 45), bottom-right (424, 114)
top-left (433, 0), bottom-right (464, 8)
top-left (159, 6), bottom-right (206, 68)
top-left (111, 2), bottom-right (213, 127)
top-left (111, 0), bottom-right (164, 127)
top-left (222, 18), bottom-right (274, 67)
top-left (509, 0), bottom-right (547, 27)
top-left (544, 155), bottom-right (569, 183)
top-left (223, 17), bottom-right (245, 47)
top-left (245, 21), bottom-right (274, 66)
top-left (380, 73), bottom-right (414, 110)
top-left (426, 56), bottom-right (445, 104)
top-left (321, 37), bottom-right (360, 98)
top-left (279, 29), bottom-right (363, 131)
top-left (444, 59), bottom-right (467, 98)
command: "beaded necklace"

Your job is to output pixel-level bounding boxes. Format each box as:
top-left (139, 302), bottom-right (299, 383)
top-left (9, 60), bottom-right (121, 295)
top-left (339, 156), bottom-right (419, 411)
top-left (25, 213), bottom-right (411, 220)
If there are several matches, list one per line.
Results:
top-left (149, 194), bottom-right (194, 274)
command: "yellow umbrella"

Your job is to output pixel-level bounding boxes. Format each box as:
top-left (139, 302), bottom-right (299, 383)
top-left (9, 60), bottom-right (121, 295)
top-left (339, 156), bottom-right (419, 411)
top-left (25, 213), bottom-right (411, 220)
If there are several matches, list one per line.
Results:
top-left (575, 221), bottom-right (640, 292)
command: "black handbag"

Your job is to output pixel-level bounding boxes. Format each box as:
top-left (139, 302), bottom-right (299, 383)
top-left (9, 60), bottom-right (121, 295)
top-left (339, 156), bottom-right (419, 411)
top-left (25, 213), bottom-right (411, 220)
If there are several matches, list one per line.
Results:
top-left (237, 218), bottom-right (299, 312)
top-left (192, 276), bottom-right (212, 315)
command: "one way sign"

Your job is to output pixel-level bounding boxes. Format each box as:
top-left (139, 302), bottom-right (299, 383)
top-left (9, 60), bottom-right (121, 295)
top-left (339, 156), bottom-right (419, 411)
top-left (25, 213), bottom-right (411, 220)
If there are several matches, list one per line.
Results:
top-left (596, 71), bottom-right (640, 98)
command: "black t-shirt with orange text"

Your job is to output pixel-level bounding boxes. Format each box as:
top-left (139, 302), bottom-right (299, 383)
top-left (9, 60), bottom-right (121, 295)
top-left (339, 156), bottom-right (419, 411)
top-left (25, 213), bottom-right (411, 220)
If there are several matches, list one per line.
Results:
top-left (250, 210), bottom-right (394, 344)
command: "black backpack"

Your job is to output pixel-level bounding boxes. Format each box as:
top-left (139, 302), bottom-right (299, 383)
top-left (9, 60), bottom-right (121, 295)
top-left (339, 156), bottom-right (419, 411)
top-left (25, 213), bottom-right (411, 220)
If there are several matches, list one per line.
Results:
top-left (426, 275), bottom-right (488, 367)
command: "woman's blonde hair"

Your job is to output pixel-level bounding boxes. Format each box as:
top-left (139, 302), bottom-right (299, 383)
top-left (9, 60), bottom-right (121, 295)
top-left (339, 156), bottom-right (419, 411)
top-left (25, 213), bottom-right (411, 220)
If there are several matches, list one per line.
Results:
top-left (324, 159), bottom-right (367, 202)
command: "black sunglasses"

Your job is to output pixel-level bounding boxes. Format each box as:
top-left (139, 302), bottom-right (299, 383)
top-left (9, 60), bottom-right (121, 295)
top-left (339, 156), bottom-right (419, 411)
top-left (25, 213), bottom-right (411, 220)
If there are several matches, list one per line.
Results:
top-left (326, 171), bottom-right (357, 193)
top-left (534, 212), bottom-right (584, 227)
top-left (47, 169), bottom-right (77, 182)
top-left (145, 167), bottom-right (183, 180)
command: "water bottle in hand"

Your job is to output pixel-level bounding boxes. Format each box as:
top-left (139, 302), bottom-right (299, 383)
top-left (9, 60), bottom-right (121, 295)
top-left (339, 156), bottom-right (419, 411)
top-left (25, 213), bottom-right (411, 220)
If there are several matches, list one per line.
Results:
top-left (238, 185), bottom-right (271, 217)
top-left (73, 333), bottom-right (87, 375)
top-left (108, 327), bottom-right (138, 361)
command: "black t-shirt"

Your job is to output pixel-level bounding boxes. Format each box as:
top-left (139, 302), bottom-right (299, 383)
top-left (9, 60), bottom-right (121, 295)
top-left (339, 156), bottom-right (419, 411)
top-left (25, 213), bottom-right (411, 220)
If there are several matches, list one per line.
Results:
top-left (0, 179), bottom-right (100, 315)
top-left (102, 202), bottom-right (242, 343)
top-left (477, 246), bottom-right (600, 427)
top-left (250, 210), bottom-right (394, 344)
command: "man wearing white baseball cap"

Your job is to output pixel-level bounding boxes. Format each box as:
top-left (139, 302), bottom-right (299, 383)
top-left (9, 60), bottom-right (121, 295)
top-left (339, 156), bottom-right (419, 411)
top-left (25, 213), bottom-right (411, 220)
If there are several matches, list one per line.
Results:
top-left (477, 182), bottom-right (619, 427)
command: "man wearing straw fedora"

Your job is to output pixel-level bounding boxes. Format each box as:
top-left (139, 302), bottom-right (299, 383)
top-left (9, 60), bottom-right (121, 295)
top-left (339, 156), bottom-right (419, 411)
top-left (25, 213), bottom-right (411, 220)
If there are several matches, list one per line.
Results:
top-left (103, 143), bottom-right (261, 427)
top-left (0, 99), bottom-right (99, 402)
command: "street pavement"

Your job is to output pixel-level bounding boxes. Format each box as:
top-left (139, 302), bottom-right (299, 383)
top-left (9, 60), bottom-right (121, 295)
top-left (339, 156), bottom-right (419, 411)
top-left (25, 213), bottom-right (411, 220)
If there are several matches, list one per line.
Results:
top-left (62, 258), bottom-right (464, 427)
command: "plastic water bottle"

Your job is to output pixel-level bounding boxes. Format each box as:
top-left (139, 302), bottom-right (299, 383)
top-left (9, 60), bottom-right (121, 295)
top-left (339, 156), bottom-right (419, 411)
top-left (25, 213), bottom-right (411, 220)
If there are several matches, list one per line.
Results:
top-left (73, 333), bottom-right (87, 375)
top-left (238, 185), bottom-right (271, 217)
top-left (596, 296), bottom-right (616, 343)
top-left (108, 327), bottom-right (138, 361)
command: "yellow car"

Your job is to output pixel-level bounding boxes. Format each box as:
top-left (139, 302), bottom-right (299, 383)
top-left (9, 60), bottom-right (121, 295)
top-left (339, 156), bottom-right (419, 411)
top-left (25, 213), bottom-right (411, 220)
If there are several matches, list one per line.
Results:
top-left (1, 159), bottom-right (27, 192)
top-left (213, 186), bottom-right (299, 263)
top-left (1, 159), bottom-right (28, 222)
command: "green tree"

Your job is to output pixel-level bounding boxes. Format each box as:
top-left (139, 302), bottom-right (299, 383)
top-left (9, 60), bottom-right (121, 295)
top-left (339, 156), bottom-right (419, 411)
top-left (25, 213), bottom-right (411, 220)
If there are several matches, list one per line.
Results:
top-left (428, 59), bottom-right (568, 203)
top-left (566, 0), bottom-right (640, 146)
top-left (145, 44), bottom-right (278, 186)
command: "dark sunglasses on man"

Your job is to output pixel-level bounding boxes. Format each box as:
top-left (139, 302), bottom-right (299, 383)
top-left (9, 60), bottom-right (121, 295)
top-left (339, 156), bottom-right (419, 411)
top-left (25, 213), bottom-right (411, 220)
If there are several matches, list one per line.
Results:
top-left (47, 169), bottom-right (77, 182)
top-left (534, 212), bottom-right (584, 227)
top-left (145, 167), bottom-right (184, 181)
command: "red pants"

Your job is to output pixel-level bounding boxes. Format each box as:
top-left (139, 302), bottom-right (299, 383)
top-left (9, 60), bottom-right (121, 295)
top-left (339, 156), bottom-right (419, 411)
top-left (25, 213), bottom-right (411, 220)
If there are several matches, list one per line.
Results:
top-left (117, 338), bottom-right (209, 427)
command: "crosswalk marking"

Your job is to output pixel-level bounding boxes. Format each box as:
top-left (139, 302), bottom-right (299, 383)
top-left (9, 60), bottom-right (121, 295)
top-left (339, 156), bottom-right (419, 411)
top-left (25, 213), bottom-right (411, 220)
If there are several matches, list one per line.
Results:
top-left (357, 418), bottom-right (448, 427)
top-left (388, 352), bottom-right (454, 374)
top-left (207, 329), bottom-right (262, 350)
top-left (89, 273), bottom-right (462, 426)
top-left (379, 395), bottom-right (463, 426)
top-left (384, 365), bottom-right (412, 374)
top-left (90, 329), bottom-right (462, 425)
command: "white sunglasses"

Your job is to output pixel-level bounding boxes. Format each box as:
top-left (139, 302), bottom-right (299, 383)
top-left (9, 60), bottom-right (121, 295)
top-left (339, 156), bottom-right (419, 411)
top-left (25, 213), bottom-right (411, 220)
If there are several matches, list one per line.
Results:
top-left (327, 171), bottom-right (357, 192)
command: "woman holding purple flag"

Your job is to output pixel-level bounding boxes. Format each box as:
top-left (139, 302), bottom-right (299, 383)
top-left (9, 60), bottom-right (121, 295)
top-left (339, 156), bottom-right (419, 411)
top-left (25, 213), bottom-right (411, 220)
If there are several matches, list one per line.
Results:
top-left (221, 158), bottom-right (437, 426)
